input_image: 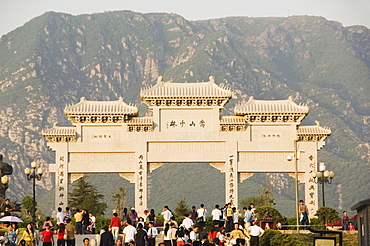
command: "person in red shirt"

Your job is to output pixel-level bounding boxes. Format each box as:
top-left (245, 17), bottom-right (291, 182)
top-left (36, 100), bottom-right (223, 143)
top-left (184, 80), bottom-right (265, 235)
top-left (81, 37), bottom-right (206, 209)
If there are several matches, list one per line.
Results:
top-left (40, 224), bottom-right (54, 246)
top-left (110, 213), bottom-right (121, 241)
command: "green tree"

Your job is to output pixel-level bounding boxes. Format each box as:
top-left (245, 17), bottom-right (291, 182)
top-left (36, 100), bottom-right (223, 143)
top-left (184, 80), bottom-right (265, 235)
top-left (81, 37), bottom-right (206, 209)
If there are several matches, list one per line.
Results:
top-left (239, 187), bottom-right (275, 208)
top-left (69, 176), bottom-right (107, 216)
top-left (112, 187), bottom-right (126, 217)
top-left (255, 206), bottom-right (283, 222)
top-left (174, 198), bottom-right (190, 217)
top-left (21, 196), bottom-right (37, 218)
top-left (314, 206), bottom-right (341, 226)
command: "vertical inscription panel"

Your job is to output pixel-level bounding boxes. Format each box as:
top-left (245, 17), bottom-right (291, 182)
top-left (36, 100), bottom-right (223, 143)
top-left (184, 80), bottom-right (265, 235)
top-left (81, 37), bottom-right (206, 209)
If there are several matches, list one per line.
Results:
top-left (148, 141), bottom-right (225, 162)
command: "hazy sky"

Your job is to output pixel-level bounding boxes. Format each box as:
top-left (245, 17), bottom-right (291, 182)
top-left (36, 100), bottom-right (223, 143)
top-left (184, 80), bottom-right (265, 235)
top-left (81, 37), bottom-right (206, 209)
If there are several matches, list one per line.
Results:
top-left (1, 0), bottom-right (370, 37)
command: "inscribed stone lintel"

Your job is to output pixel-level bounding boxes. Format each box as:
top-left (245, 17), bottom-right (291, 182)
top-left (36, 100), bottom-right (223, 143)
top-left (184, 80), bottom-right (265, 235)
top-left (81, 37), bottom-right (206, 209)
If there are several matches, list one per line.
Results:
top-left (210, 162), bottom-right (225, 172)
top-left (119, 172), bottom-right (135, 183)
top-left (149, 162), bottom-right (164, 173)
top-left (239, 172), bottom-right (254, 183)
top-left (69, 173), bottom-right (84, 183)
top-left (288, 172), bottom-right (305, 183)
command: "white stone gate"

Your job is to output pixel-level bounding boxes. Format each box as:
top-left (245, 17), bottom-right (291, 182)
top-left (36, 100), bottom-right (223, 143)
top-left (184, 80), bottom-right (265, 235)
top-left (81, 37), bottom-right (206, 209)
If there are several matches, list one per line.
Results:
top-left (42, 76), bottom-right (331, 216)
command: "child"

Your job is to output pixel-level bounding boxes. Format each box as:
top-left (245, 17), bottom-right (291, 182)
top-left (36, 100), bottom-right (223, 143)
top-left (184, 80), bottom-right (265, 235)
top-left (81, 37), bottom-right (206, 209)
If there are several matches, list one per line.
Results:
top-left (348, 222), bottom-right (355, 231)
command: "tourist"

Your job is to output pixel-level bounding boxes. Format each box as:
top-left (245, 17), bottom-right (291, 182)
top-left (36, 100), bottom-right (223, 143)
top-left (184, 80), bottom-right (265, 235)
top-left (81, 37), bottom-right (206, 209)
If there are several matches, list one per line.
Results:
top-left (225, 203), bottom-right (233, 232)
top-left (181, 214), bottom-right (194, 230)
top-left (197, 204), bottom-right (207, 229)
top-left (136, 223), bottom-right (147, 246)
top-left (82, 210), bottom-right (90, 234)
top-left (82, 238), bottom-right (90, 246)
top-left (175, 226), bottom-right (186, 246)
top-left (115, 239), bottom-right (122, 246)
top-left (19, 223), bottom-right (35, 246)
top-left (100, 226), bottom-right (114, 246)
top-left (161, 206), bottom-right (173, 227)
top-left (342, 211), bottom-right (349, 230)
top-left (138, 217), bottom-right (146, 229)
top-left (243, 207), bottom-right (253, 229)
top-left (163, 223), bottom-right (173, 246)
top-left (170, 223), bottom-right (178, 246)
top-left (148, 209), bottom-right (156, 225)
top-left (40, 224), bottom-right (54, 246)
top-left (147, 222), bottom-right (158, 246)
top-left (142, 210), bottom-right (150, 228)
top-left (3, 199), bottom-right (13, 216)
top-left (56, 207), bottom-right (65, 226)
top-left (249, 204), bottom-right (256, 223)
top-left (11, 223), bottom-right (19, 238)
top-left (216, 227), bottom-right (226, 246)
top-left (122, 220), bottom-right (137, 245)
top-left (232, 208), bottom-right (239, 224)
top-left (247, 221), bottom-right (264, 246)
top-left (212, 205), bottom-right (221, 228)
top-left (298, 200), bottom-right (309, 230)
top-left (56, 223), bottom-right (67, 246)
top-left (189, 226), bottom-right (199, 242)
top-left (348, 222), bottom-right (355, 231)
top-left (110, 213), bottom-right (121, 240)
top-left (65, 218), bottom-right (76, 246)
top-left (64, 207), bottom-right (71, 224)
top-left (230, 223), bottom-right (244, 240)
top-left (89, 212), bottom-right (96, 234)
top-left (189, 206), bottom-right (197, 222)
top-left (4, 224), bottom-right (17, 246)
top-left (129, 207), bottom-right (138, 227)
top-left (74, 209), bottom-right (83, 235)
top-left (43, 217), bottom-right (54, 230)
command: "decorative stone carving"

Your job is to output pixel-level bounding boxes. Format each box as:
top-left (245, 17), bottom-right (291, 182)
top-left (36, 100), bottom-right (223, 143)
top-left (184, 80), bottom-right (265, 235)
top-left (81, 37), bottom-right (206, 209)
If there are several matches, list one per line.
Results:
top-left (239, 172), bottom-right (254, 183)
top-left (119, 173), bottom-right (135, 183)
top-left (149, 162), bottom-right (164, 173)
top-left (210, 162), bottom-right (225, 173)
top-left (69, 173), bottom-right (84, 183)
top-left (288, 173), bottom-right (306, 183)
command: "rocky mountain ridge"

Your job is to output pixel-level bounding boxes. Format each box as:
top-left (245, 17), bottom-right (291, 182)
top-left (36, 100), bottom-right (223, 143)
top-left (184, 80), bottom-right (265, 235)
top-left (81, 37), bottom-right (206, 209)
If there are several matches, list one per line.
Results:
top-left (0, 11), bottom-right (369, 215)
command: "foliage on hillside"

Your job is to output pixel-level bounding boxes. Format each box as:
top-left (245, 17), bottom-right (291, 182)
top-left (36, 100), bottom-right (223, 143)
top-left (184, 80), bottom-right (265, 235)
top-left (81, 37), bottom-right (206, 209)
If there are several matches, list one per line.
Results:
top-left (0, 11), bottom-right (369, 216)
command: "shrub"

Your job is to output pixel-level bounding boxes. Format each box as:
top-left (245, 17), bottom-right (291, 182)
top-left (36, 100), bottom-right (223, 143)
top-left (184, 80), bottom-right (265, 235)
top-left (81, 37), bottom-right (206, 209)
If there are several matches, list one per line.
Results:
top-left (260, 229), bottom-right (282, 246)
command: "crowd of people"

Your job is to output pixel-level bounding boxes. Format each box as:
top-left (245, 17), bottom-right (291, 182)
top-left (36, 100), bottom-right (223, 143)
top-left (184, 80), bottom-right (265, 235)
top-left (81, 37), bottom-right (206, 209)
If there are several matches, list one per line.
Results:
top-left (99, 203), bottom-right (264, 246)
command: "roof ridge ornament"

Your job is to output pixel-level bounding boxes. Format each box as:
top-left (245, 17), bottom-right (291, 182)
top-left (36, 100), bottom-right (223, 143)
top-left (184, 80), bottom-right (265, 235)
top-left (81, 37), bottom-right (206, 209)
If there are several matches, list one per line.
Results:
top-left (119, 96), bottom-right (124, 102)
top-left (157, 76), bottom-right (164, 84)
top-left (53, 122), bottom-right (58, 127)
top-left (80, 97), bottom-right (86, 102)
top-left (209, 76), bottom-right (215, 83)
top-left (315, 120), bottom-right (320, 126)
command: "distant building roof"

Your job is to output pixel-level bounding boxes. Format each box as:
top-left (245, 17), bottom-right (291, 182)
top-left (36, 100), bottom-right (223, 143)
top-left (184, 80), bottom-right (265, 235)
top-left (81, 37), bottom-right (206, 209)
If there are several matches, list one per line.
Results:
top-left (41, 124), bottom-right (76, 142)
top-left (64, 97), bottom-right (138, 116)
top-left (351, 198), bottom-right (370, 211)
top-left (297, 122), bottom-right (331, 141)
top-left (140, 76), bottom-right (232, 106)
top-left (234, 96), bottom-right (309, 116)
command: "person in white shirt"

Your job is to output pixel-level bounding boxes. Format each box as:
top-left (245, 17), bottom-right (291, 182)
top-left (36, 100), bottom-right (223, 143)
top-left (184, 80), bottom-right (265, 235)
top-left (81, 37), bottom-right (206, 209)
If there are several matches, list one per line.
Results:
top-left (147, 222), bottom-right (158, 246)
top-left (56, 207), bottom-right (65, 225)
top-left (197, 204), bottom-right (207, 229)
top-left (189, 226), bottom-right (199, 242)
top-left (247, 221), bottom-right (264, 246)
top-left (122, 221), bottom-right (137, 244)
top-left (211, 205), bottom-right (222, 227)
top-left (181, 214), bottom-right (194, 229)
top-left (161, 206), bottom-right (172, 227)
top-left (89, 212), bottom-right (96, 234)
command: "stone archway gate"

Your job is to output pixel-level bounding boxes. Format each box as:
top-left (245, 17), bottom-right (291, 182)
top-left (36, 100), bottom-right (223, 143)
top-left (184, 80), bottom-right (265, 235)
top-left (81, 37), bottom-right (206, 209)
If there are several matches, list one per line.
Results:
top-left (42, 76), bottom-right (331, 216)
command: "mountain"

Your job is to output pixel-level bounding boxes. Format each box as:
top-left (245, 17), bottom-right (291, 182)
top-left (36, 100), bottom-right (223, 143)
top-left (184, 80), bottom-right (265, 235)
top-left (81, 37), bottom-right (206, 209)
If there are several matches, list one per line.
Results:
top-left (0, 11), bottom-right (369, 216)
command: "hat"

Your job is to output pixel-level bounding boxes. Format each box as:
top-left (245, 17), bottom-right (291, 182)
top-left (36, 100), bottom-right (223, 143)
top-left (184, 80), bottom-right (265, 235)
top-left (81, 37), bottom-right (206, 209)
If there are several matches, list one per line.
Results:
top-left (253, 221), bottom-right (258, 225)
top-left (131, 207), bottom-right (135, 210)
top-left (116, 239), bottom-right (122, 242)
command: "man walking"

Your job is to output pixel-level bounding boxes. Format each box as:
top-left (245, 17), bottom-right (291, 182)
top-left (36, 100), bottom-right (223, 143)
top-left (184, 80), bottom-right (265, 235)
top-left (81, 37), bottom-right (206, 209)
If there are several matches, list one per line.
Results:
top-left (147, 222), bottom-right (158, 246)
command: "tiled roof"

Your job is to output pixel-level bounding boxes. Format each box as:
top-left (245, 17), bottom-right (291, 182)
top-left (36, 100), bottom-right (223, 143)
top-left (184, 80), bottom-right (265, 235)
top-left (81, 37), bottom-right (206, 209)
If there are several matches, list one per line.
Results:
top-left (42, 125), bottom-right (76, 136)
top-left (297, 123), bottom-right (331, 135)
top-left (140, 76), bottom-right (232, 99)
top-left (64, 97), bottom-right (138, 116)
top-left (234, 96), bottom-right (309, 115)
